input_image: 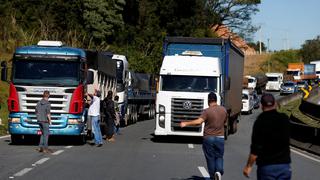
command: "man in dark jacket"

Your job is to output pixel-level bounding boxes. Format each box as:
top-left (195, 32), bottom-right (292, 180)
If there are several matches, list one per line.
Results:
top-left (243, 93), bottom-right (291, 180)
top-left (103, 90), bottom-right (116, 142)
top-left (35, 90), bottom-right (52, 153)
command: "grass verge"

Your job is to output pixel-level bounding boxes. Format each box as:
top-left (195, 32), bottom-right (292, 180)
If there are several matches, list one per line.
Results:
top-left (0, 81), bottom-right (9, 135)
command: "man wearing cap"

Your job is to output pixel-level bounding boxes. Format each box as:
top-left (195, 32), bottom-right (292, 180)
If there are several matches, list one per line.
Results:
top-left (87, 90), bottom-right (103, 147)
top-left (243, 93), bottom-right (291, 180)
top-left (180, 92), bottom-right (227, 180)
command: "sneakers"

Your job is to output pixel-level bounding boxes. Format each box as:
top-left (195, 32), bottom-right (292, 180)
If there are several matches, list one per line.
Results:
top-left (36, 147), bottom-right (44, 152)
top-left (214, 172), bottom-right (221, 180)
top-left (43, 148), bottom-right (54, 154)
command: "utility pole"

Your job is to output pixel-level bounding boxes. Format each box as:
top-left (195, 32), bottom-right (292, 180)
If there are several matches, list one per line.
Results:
top-left (267, 38), bottom-right (270, 72)
top-left (259, 27), bottom-right (262, 54)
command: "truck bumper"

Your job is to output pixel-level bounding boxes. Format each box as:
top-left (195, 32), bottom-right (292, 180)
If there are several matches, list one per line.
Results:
top-left (8, 112), bottom-right (85, 136)
top-left (154, 114), bottom-right (203, 137)
top-left (9, 123), bottom-right (85, 136)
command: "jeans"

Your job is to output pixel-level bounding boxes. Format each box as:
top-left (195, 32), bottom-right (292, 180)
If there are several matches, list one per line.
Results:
top-left (202, 136), bottom-right (224, 178)
top-left (257, 164), bottom-right (291, 180)
top-left (91, 115), bottom-right (103, 145)
top-left (39, 122), bottom-right (50, 149)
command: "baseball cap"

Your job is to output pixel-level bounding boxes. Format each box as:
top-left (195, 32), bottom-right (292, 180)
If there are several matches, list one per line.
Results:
top-left (261, 93), bottom-right (275, 107)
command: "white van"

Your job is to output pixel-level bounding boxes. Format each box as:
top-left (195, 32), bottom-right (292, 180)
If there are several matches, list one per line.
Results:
top-left (241, 89), bottom-right (254, 114)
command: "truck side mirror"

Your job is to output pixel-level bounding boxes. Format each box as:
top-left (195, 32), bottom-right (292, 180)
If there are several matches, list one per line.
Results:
top-left (87, 70), bottom-right (94, 85)
top-left (224, 76), bottom-right (230, 90)
top-left (1, 61), bottom-right (7, 82)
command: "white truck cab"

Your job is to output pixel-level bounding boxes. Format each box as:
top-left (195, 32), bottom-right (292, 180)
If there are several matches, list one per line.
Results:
top-left (155, 54), bottom-right (221, 136)
top-left (241, 89), bottom-right (254, 114)
top-left (265, 73), bottom-right (283, 91)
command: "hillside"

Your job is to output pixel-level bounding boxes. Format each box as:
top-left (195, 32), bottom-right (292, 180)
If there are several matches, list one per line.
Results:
top-left (0, 53), bottom-right (11, 134)
top-left (244, 54), bottom-right (271, 76)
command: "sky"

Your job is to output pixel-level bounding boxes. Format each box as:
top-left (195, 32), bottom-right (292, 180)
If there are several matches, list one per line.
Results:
top-left (251, 0), bottom-right (320, 51)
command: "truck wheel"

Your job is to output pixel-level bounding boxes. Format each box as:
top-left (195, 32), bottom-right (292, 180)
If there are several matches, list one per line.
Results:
top-left (229, 119), bottom-right (238, 134)
top-left (11, 135), bottom-right (22, 145)
top-left (224, 126), bottom-right (229, 140)
top-left (77, 135), bottom-right (86, 145)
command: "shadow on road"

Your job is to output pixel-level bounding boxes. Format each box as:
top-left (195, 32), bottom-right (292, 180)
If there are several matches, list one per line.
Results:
top-left (170, 176), bottom-right (206, 180)
top-left (150, 133), bottom-right (202, 144)
top-left (5, 135), bottom-right (86, 146)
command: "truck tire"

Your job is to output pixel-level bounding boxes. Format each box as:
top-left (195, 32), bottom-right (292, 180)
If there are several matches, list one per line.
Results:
top-left (224, 126), bottom-right (229, 140)
top-left (77, 135), bottom-right (86, 145)
top-left (11, 134), bottom-right (22, 145)
top-left (229, 118), bottom-right (238, 134)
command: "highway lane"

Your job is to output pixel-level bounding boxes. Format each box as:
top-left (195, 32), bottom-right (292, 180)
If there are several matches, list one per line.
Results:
top-left (0, 94), bottom-right (320, 179)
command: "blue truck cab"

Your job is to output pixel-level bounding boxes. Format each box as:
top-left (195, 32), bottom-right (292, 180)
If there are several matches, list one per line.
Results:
top-left (7, 41), bottom-right (87, 143)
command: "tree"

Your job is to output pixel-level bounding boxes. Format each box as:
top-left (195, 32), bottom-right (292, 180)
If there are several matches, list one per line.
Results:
top-left (300, 35), bottom-right (320, 63)
top-left (83, 0), bottom-right (125, 44)
top-left (207, 0), bottom-right (260, 39)
top-left (247, 41), bottom-right (266, 52)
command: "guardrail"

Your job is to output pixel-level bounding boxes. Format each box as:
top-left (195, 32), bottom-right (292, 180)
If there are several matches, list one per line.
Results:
top-left (277, 86), bottom-right (320, 156)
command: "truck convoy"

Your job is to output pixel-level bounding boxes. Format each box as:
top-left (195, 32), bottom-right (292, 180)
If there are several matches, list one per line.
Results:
top-left (113, 55), bottom-right (156, 126)
top-left (243, 74), bottom-right (267, 94)
top-left (0, 41), bottom-right (116, 144)
top-left (265, 73), bottom-right (283, 91)
top-left (285, 62), bottom-right (317, 82)
top-left (154, 37), bottom-right (244, 138)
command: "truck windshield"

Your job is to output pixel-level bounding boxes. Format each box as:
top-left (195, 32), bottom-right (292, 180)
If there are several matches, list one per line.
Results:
top-left (248, 79), bottom-right (254, 83)
top-left (161, 75), bottom-right (217, 92)
top-left (242, 94), bottom-right (249, 100)
top-left (286, 71), bottom-right (299, 76)
top-left (267, 77), bottom-right (279, 81)
top-left (13, 59), bottom-right (80, 86)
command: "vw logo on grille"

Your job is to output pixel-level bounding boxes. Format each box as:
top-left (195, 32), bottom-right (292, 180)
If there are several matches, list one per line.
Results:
top-left (183, 101), bottom-right (192, 110)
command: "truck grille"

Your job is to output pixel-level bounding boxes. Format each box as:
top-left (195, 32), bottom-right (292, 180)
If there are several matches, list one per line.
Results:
top-left (20, 93), bottom-right (69, 113)
top-left (171, 98), bottom-right (203, 132)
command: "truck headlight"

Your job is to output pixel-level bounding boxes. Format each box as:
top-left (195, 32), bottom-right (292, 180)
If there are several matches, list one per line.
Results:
top-left (9, 118), bottom-right (20, 123)
top-left (159, 115), bottom-right (165, 122)
top-left (68, 118), bottom-right (82, 124)
top-left (159, 115), bottom-right (165, 128)
top-left (159, 105), bottom-right (165, 113)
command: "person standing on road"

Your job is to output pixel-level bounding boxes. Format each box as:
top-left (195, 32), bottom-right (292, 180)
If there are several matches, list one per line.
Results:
top-left (35, 90), bottom-right (52, 153)
top-left (88, 90), bottom-right (103, 147)
top-left (180, 92), bottom-right (227, 180)
top-left (114, 95), bottom-right (121, 135)
top-left (243, 93), bottom-right (291, 180)
top-left (103, 90), bottom-right (116, 142)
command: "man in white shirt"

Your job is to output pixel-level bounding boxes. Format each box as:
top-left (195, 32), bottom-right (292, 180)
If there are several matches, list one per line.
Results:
top-left (88, 90), bottom-right (103, 147)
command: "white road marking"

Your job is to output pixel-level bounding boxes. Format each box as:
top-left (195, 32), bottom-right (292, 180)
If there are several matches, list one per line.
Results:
top-left (9, 176), bottom-right (14, 179)
top-left (32, 157), bottom-right (50, 166)
top-left (188, 144), bottom-right (194, 149)
top-left (65, 146), bottom-right (73, 149)
top-left (198, 166), bottom-right (210, 178)
top-left (0, 135), bottom-right (10, 139)
top-left (291, 148), bottom-right (320, 163)
top-left (14, 168), bottom-right (33, 177)
top-left (52, 150), bottom-right (64, 155)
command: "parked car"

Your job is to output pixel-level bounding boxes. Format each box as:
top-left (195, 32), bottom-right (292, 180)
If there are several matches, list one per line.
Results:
top-left (253, 90), bottom-right (260, 109)
top-left (296, 80), bottom-right (308, 91)
top-left (280, 81), bottom-right (298, 95)
top-left (241, 89), bottom-right (254, 114)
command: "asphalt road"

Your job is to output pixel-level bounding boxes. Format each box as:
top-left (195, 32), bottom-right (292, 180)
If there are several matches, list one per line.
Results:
top-left (0, 93), bottom-right (320, 180)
